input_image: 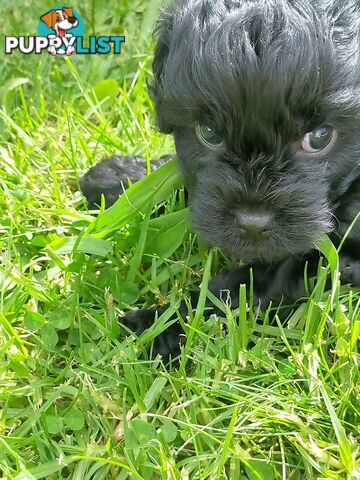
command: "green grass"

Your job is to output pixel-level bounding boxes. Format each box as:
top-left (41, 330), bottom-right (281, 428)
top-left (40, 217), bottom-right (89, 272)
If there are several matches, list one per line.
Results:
top-left (0, 1), bottom-right (359, 479)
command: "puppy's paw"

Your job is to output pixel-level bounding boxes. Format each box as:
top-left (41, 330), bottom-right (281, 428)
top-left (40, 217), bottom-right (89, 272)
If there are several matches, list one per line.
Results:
top-left (66, 46), bottom-right (75, 56)
top-left (120, 308), bottom-right (183, 358)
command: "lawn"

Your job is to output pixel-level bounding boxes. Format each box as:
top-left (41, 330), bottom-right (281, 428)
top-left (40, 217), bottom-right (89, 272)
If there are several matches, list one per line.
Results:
top-left (0, 1), bottom-right (359, 479)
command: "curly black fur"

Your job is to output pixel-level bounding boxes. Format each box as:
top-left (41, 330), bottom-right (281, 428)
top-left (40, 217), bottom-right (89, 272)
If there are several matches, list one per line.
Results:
top-left (152, 0), bottom-right (360, 261)
top-left (79, 154), bottom-right (171, 208)
top-left (80, 0), bottom-right (360, 357)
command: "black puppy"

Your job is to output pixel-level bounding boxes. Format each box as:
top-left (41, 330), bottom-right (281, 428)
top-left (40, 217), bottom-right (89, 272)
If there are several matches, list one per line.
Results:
top-left (81, 0), bottom-right (360, 355)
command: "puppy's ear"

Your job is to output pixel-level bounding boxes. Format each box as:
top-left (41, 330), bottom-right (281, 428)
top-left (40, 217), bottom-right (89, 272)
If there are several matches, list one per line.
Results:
top-left (63, 7), bottom-right (74, 18)
top-left (150, 11), bottom-right (174, 134)
top-left (40, 10), bottom-right (56, 28)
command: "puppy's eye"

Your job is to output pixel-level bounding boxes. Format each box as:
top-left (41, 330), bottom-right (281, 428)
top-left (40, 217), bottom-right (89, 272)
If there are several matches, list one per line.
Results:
top-left (196, 124), bottom-right (224, 149)
top-left (301, 126), bottom-right (336, 154)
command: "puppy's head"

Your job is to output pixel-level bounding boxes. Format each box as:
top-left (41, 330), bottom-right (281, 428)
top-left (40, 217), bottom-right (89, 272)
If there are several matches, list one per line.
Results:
top-left (40, 8), bottom-right (78, 35)
top-left (151, 0), bottom-right (360, 262)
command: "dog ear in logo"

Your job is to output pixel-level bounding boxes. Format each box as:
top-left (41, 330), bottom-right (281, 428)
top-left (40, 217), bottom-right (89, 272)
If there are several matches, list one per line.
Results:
top-left (40, 10), bottom-right (57, 29)
top-left (62, 7), bottom-right (76, 19)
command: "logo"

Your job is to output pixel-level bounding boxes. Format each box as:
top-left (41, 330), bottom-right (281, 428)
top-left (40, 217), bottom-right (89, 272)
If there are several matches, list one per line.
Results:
top-left (5, 6), bottom-right (125, 56)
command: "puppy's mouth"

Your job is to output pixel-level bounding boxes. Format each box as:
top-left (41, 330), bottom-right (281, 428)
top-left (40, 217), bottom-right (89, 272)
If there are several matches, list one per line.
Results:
top-left (224, 234), bottom-right (296, 263)
top-left (56, 26), bottom-right (66, 37)
top-left (215, 228), bottom-right (320, 263)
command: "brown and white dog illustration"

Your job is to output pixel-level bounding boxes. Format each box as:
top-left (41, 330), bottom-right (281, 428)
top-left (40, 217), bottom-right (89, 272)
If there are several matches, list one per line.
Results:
top-left (40, 7), bottom-right (78, 55)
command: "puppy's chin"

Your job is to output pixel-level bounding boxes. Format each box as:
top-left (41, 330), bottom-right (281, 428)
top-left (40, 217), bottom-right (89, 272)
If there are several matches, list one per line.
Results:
top-left (216, 236), bottom-right (319, 264)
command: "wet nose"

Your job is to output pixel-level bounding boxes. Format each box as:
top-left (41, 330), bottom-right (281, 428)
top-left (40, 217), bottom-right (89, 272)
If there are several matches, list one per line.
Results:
top-left (68, 16), bottom-right (77, 24)
top-left (235, 210), bottom-right (275, 240)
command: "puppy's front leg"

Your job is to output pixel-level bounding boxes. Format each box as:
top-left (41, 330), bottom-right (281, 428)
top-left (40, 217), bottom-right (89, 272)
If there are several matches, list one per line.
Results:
top-left (121, 256), bottom-right (311, 358)
top-left (122, 307), bottom-right (185, 357)
top-left (47, 35), bottom-right (57, 55)
top-left (204, 257), bottom-right (310, 313)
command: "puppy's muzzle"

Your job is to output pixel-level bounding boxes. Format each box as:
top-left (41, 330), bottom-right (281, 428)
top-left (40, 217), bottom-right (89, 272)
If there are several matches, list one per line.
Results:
top-left (234, 210), bottom-right (275, 240)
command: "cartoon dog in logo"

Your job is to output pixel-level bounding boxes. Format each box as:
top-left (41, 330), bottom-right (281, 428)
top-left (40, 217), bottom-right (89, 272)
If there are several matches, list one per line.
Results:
top-left (40, 7), bottom-right (78, 56)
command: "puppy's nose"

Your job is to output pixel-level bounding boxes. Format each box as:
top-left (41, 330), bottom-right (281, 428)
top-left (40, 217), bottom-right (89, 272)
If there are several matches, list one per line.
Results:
top-left (68, 16), bottom-right (77, 24)
top-left (235, 210), bottom-right (275, 240)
